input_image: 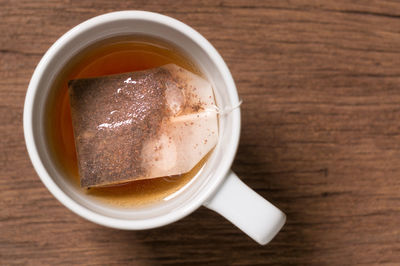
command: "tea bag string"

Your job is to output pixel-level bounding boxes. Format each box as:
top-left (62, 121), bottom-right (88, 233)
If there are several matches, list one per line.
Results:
top-left (206, 100), bottom-right (243, 115)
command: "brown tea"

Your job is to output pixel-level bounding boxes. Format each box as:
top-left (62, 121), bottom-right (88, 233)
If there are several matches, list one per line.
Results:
top-left (45, 35), bottom-right (213, 207)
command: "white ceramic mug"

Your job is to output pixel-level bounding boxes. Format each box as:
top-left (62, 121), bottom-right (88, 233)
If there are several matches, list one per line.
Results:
top-left (23, 11), bottom-right (285, 245)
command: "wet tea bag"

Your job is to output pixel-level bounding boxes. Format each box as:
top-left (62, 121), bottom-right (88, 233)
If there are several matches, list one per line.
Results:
top-left (68, 64), bottom-right (218, 187)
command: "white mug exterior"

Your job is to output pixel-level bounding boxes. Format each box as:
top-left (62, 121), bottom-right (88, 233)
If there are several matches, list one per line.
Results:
top-left (205, 171), bottom-right (286, 245)
top-left (23, 11), bottom-right (285, 245)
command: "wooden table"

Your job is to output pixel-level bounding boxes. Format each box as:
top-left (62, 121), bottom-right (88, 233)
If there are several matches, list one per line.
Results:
top-left (1, 1), bottom-right (400, 265)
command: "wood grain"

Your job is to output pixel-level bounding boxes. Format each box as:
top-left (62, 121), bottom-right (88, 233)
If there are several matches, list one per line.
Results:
top-left (1, 0), bottom-right (400, 265)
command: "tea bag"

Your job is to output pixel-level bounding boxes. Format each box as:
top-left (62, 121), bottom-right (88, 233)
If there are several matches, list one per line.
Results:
top-left (68, 64), bottom-right (218, 188)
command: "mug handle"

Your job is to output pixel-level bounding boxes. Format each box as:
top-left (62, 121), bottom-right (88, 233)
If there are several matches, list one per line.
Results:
top-left (203, 170), bottom-right (286, 245)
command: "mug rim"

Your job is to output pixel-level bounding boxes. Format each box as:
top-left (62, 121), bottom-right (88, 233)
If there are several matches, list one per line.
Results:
top-left (23, 10), bottom-right (241, 230)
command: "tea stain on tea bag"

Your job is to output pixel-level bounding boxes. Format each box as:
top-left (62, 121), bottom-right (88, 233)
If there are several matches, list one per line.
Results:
top-left (141, 64), bottom-right (218, 178)
top-left (165, 81), bottom-right (185, 115)
top-left (68, 64), bottom-right (218, 188)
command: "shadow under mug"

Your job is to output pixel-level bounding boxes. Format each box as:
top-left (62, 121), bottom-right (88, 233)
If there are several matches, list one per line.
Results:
top-left (23, 11), bottom-right (286, 245)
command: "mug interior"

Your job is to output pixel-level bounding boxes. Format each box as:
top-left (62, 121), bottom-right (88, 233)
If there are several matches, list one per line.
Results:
top-left (24, 11), bottom-right (240, 229)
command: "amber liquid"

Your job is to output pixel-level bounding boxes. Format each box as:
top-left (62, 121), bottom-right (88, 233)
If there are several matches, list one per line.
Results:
top-left (45, 35), bottom-right (207, 207)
